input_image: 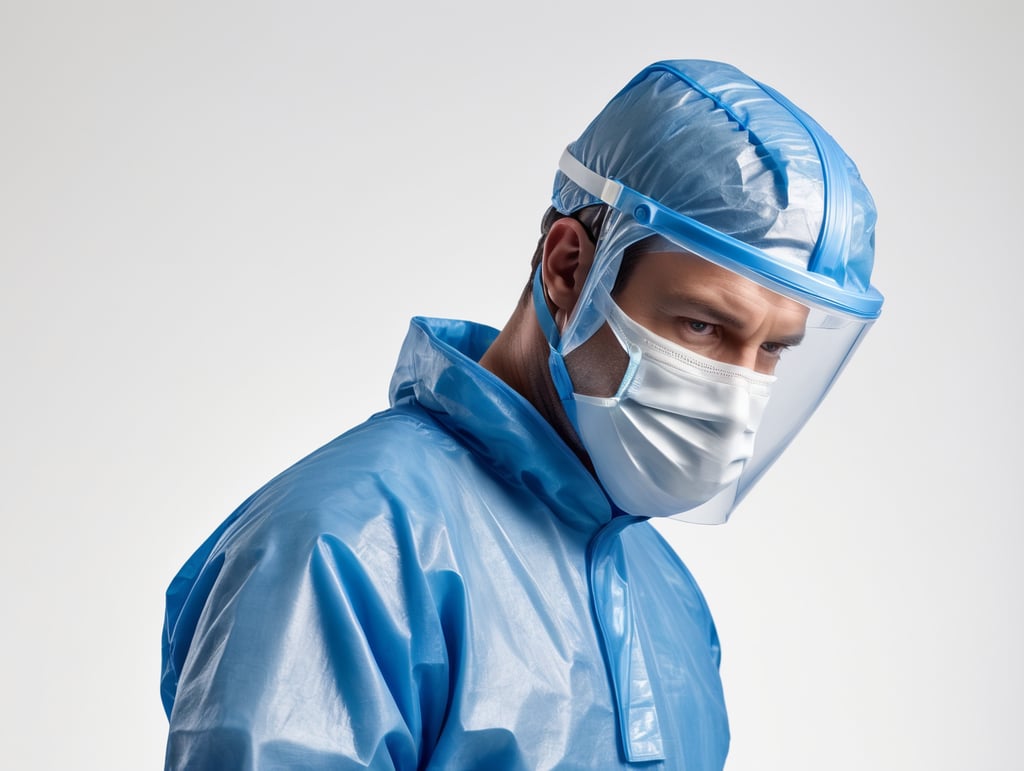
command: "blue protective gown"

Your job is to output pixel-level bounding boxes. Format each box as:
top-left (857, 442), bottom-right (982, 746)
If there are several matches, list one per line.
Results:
top-left (162, 317), bottom-right (730, 770)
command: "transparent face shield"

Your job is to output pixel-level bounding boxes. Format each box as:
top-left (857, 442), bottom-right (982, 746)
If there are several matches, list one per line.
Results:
top-left (543, 152), bottom-right (882, 525)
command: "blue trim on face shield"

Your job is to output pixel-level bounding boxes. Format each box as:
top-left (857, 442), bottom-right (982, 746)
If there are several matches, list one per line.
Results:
top-left (557, 149), bottom-right (883, 320)
top-left (753, 80), bottom-right (852, 285)
top-left (611, 61), bottom-right (878, 313)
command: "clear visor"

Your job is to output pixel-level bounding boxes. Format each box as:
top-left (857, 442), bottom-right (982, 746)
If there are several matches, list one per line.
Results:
top-left (557, 208), bottom-right (874, 525)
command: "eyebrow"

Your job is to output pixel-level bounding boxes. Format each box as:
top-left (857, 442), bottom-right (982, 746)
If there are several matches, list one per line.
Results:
top-left (776, 331), bottom-right (806, 347)
top-left (681, 299), bottom-right (806, 346)
top-left (683, 300), bottom-right (744, 329)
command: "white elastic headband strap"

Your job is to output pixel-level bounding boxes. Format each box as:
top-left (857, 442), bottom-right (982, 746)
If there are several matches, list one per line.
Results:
top-left (559, 148), bottom-right (623, 208)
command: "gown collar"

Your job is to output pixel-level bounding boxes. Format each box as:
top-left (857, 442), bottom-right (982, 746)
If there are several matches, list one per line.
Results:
top-left (389, 316), bottom-right (667, 762)
top-left (389, 317), bottom-right (613, 533)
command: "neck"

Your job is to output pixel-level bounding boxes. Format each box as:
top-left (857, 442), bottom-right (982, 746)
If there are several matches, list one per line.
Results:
top-left (479, 300), bottom-right (590, 468)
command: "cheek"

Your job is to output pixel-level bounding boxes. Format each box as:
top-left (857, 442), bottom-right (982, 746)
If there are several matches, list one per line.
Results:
top-left (754, 350), bottom-right (782, 375)
top-left (564, 324), bottom-right (630, 397)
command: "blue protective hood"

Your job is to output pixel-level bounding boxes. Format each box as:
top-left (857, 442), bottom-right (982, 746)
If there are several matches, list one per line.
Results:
top-left (553, 59), bottom-right (882, 319)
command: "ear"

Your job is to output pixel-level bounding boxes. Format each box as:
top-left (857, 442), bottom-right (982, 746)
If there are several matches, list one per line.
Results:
top-left (540, 217), bottom-right (597, 330)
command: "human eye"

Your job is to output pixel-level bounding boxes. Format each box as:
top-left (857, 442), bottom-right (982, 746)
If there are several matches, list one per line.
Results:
top-left (760, 341), bottom-right (790, 357)
top-left (684, 319), bottom-right (716, 336)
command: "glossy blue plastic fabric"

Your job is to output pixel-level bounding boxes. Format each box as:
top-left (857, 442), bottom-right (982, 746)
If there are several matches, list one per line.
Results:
top-left (162, 317), bottom-right (730, 769)
top-left (541, 60), bottom-right (883, 525)
top-left (552, 59), bottom-right (880, 360)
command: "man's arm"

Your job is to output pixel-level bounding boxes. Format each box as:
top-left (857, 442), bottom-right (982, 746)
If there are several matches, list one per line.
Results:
top-left (164, 508), bottom-right (451, 770)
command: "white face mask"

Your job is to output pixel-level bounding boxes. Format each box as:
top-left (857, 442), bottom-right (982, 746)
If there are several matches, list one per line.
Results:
top-left (573, 297), bottom-right (776, 518)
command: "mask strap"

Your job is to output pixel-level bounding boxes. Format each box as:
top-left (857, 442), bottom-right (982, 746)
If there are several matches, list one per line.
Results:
top-left (532, 268), bottom-right (580, 428)
top-left (532, 266), bottom-right (561, 347)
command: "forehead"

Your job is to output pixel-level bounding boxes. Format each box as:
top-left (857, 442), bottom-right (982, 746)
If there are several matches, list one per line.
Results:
top-left (617, 250), bottom-right (809, 332)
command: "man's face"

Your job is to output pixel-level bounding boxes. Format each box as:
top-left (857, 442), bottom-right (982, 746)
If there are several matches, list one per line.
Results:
top-left (566, 250), bottom-right (810, 398)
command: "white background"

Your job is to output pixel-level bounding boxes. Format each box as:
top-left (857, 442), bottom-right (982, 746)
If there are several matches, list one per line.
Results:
top-left (2, 2), bottom-right (1020, 769)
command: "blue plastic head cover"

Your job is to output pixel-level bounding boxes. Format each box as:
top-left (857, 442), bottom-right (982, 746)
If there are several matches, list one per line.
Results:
top-left (539, 60), bottom-right (885, 524)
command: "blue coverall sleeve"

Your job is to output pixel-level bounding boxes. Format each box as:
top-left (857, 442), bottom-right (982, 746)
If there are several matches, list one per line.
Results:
top-left (164, 503), bottom-right (453, 770)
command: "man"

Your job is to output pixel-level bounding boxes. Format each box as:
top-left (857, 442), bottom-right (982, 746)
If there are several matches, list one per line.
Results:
top-left (162, 60), bottom-right (883, 769)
